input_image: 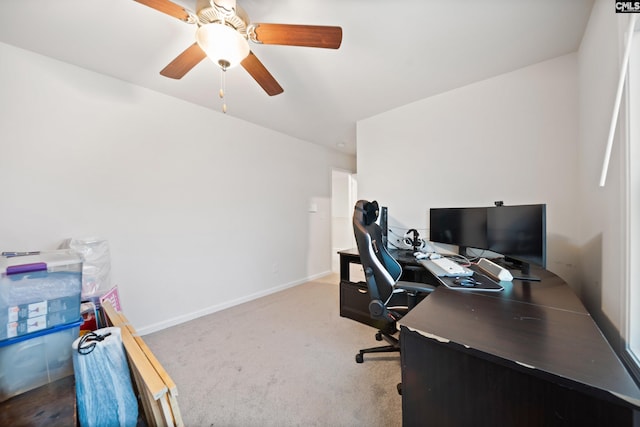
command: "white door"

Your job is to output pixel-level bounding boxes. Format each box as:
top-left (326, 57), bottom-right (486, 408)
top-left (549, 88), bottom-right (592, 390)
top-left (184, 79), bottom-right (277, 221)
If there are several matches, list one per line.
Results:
top-left (331, 169), bottom-right (357, 273)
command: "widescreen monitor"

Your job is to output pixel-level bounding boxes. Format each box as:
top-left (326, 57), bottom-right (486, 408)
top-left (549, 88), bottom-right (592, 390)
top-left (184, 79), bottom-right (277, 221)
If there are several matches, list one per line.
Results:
top-left (487, 204), bottom-right (546, 270)
top-left (429, 207), bottom-right (488, 252)
top-left (429, 203), bottom-right (547, 280)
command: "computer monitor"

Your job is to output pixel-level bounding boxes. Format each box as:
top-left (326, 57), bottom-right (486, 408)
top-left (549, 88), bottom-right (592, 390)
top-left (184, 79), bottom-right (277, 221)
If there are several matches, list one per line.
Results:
top-left (380, 206), bottom-right (388, 248)
top-left (429, 207), bottom-right (488, 255)
top-left (487, 204), bottom-right (546, 280)
top-left (429, 203), bottom-right (547, 281)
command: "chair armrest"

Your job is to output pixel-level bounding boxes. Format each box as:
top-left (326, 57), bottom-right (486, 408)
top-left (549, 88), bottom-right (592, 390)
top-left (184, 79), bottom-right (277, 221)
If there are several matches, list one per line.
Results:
top-left (396, 281), bottom-right (436, 294)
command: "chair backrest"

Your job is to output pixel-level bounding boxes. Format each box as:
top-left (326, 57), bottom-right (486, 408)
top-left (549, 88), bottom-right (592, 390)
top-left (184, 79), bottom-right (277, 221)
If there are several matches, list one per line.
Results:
top-left (353, 200), bottom-right (402, 305)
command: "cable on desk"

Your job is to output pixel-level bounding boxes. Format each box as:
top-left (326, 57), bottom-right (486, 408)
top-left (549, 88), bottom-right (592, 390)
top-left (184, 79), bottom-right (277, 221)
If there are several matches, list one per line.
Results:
top-left (464, 248), bottom-right (490, 263)
top-left (447, 254), bottom-right (472, 267)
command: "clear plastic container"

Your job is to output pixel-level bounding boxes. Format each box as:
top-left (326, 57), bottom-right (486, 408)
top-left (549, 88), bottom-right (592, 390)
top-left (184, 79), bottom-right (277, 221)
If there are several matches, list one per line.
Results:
top-left (0, 318), bottom-right (82, 402)
top-left (0, 250), bottom-right (82, 341)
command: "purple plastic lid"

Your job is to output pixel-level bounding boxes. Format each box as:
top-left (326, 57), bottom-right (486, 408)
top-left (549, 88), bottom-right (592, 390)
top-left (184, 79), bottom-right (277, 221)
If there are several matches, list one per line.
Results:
top-left (6, 262), bottom-right (47, 275)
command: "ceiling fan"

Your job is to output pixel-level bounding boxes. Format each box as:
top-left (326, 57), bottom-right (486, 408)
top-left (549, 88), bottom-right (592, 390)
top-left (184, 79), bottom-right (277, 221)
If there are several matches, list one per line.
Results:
top-left (134, 0), bottom-right (343, 97)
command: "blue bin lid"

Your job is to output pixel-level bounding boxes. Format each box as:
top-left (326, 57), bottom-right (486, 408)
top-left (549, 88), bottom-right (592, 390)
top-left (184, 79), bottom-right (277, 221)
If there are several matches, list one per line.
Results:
top-left (0, 318), bottom-right (83, 347)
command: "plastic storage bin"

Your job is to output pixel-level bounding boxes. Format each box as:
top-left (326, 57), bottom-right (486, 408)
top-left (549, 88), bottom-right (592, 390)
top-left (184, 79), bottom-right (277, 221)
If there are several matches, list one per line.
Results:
top-left (0, 318), bottom-right (82, 402)
top-left (0, 250), bottom-right (82, 341)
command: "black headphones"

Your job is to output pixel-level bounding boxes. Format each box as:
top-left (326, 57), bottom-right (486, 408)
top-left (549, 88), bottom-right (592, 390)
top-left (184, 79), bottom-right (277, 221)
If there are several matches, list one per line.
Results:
top-left (404, 229), bottom-right (423, 249)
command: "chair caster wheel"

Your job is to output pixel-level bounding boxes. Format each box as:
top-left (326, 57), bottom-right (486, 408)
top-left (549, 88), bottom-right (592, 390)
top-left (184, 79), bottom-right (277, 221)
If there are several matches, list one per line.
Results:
top-left (375, 332), bottom-right (383, 341)
top-left (355, 353), bottom-right (364, 363)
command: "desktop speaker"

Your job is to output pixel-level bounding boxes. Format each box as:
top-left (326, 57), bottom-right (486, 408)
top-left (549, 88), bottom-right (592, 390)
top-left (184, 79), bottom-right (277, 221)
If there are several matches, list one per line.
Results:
top-left (477, 258), bottom-right (513, 281)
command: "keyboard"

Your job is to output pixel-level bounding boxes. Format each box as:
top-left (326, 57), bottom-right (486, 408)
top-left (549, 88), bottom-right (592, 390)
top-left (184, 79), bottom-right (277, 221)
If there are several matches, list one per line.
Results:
top-left (429, 257), bottom-right (474, 277)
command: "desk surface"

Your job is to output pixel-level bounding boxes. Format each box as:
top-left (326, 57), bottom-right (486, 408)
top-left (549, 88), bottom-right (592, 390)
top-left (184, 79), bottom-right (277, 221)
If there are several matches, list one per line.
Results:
top-left (399, 266), bottom-right (640, 409)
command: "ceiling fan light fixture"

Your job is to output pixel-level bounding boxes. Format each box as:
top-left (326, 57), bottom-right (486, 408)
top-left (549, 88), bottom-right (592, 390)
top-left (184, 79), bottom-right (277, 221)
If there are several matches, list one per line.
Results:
top-left (196, 23), bottom-right (250, 69)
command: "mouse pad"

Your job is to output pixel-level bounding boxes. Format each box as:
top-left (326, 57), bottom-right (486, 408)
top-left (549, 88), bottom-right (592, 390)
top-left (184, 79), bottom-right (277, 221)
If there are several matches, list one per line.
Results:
top-left (440, 271), bottom-right (504, 291)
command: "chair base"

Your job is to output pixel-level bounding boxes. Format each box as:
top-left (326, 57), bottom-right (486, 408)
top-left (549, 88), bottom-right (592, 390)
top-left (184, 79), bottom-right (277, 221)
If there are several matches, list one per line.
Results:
top-left (355, 330), bottom-right (400, 363)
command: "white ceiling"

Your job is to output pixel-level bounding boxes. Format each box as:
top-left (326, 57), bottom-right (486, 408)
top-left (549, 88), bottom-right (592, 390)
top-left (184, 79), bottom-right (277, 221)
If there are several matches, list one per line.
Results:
top-left (0, 0), bottom-right (594, 155)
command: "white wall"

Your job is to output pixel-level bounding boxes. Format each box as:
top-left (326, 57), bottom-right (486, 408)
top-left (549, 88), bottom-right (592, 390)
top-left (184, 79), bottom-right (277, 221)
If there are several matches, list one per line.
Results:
top-left (577, 0), bottom-right (629, 345)
top-left (357, 54), bottom-right (580, 286)
top-left (0, 42), bottom-right (355, 334)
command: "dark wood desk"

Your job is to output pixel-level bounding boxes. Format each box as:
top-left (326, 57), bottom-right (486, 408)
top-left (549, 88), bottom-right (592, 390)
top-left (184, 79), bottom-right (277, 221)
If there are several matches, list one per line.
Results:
top-left (399, 266), bottom-right (640, 426)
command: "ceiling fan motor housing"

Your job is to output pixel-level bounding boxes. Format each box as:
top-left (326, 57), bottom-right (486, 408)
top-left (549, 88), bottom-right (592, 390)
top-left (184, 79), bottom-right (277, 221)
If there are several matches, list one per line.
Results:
top-left (197, 0), bottom-right (249, 34)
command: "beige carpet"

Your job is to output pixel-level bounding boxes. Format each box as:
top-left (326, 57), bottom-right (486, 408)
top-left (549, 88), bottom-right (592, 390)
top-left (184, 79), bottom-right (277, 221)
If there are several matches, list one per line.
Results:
top-left (143, 274), bottom-right (403, 427)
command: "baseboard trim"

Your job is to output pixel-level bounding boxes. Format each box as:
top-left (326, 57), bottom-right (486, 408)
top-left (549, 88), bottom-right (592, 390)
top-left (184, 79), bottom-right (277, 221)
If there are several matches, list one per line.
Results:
top-left (137, 271), bottom-right (332, 336)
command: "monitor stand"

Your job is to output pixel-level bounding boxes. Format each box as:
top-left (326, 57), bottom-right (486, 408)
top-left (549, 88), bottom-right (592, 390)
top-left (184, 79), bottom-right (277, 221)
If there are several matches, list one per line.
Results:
top-left (501, 258), bottom-right (541, 282)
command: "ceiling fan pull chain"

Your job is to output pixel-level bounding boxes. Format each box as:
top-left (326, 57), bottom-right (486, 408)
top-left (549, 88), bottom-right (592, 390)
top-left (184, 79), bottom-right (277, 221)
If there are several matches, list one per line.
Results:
top-left (219, 62), bottom-right (227, 114)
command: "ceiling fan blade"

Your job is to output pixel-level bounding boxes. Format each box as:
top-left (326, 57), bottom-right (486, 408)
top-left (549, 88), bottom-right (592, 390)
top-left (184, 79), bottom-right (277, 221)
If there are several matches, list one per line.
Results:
top-left (251, 24), bottom-right (342, 49)
top-left (134, 0), bottom-right (191, 22)
top-left (160, 43), bottom-right (207, 79)
top-left (241, 52), bottom-right (284, 96)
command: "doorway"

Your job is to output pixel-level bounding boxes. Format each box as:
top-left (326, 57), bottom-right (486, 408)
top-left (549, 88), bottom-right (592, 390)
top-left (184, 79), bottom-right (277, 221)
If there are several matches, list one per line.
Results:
top-left (331, 169), bottom-right (357, 273)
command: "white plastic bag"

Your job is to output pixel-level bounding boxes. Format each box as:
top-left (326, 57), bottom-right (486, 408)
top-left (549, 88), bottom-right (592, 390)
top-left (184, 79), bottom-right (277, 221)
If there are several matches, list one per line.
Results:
top-left (59, 238), bottom-right (111, 298)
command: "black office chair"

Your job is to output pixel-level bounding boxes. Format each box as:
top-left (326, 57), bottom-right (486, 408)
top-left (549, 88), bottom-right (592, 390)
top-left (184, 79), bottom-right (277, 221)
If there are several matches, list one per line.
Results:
top-left (352, 200), bottom-right (435, 364)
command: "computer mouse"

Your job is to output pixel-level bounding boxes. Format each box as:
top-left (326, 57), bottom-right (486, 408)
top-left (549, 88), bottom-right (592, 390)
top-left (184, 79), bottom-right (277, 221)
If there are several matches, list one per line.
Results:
top-left (428, 253), bottom-right (442, 259)
top-left (454, 278), bottom-right (476, 287)
top-left (414, 252), bottom-right (428, 259)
